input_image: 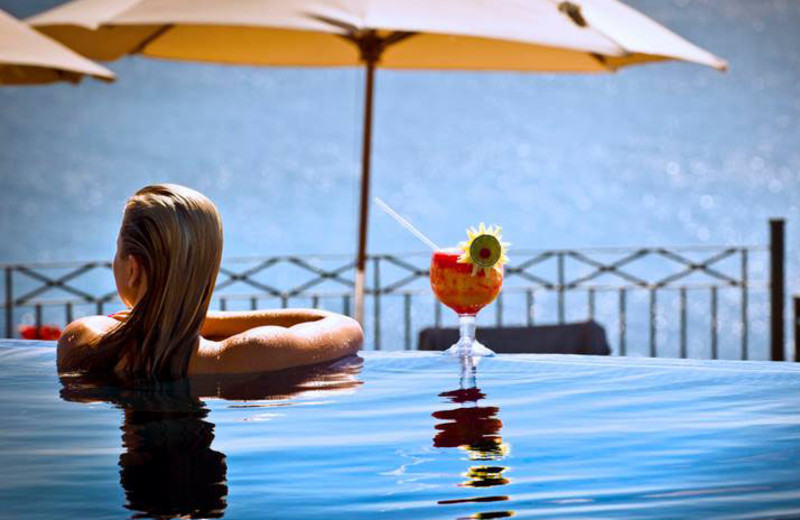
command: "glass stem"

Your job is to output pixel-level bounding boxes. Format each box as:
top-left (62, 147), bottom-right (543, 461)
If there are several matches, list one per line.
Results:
top-left (458, 314), bottom-right (477, 355)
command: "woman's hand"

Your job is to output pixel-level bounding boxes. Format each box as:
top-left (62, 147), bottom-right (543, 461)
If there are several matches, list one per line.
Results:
top-left (109, 310), bottom-right (131, 323)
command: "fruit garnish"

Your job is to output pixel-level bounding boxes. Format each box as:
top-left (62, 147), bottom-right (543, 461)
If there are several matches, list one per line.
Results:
top-left (457, 223), bottom-right (510, 276)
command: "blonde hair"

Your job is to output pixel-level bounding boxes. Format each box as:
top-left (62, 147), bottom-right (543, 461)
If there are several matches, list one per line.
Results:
top-left (85, 184), bottom-right (223, 378)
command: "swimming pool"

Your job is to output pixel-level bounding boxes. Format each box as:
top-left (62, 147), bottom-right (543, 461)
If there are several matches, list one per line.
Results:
top-left (1, 340), bottom-right (799, 519)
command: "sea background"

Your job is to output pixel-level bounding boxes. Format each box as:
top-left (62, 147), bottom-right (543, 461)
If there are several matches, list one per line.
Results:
top-left (1, 0), bottom-right (799, 357)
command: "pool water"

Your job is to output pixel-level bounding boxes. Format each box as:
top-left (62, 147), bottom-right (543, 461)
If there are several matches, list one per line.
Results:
top-left (1, 341), bottom-right (800, 520)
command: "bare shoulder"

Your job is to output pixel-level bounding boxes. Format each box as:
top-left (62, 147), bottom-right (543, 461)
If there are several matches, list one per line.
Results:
top-left (59, 316), bottom-right (118, 347)
top-left (57, 316), bottom-right (119, 369)
top-left (191, 311), bottom-right (363, 375)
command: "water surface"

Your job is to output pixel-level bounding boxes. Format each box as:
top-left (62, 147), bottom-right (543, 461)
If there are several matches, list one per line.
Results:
top-left (2, 341), bottom-right (800, 519)
top-left (1, 0), bottom-right (799, 356)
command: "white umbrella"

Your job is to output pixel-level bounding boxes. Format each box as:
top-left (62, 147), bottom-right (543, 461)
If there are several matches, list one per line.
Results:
top-left (29, 0), bottom-right (726, 323)
top-left (0, 8), bottom-right (113, 85)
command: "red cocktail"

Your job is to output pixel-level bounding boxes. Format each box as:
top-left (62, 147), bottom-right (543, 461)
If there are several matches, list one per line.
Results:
top-left (430, 224), bottom-right (508, 357)
top-left (431, 250), bottom-right (503, 315)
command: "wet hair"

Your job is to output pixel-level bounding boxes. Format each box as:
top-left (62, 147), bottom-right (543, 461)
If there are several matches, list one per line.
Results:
top-left (67, 184), bottom-right (223, 378)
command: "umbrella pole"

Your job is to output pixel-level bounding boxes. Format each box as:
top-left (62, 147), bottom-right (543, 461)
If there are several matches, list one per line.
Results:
top-left (354, 56), bottom-right (377, 326)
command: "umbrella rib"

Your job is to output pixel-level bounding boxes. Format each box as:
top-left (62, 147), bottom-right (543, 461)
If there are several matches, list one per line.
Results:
top-left (589, 52), bottom-right (615, 72)
top-left (382, 31), bottom-right (417, 48)
top-left (307, 14), bottom-right (359, 35)
top-left (54, 68), bottom-right (73, 84)
top-left (338, 30), bottom-right (418, 62)
top-left (129, 24), bottom-right (175, 55)
top-left (309, 11), bottom-right (418, 49)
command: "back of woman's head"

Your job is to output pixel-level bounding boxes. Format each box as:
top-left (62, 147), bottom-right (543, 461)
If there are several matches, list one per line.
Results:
top-left (92, 184), bottom-right (223, 378)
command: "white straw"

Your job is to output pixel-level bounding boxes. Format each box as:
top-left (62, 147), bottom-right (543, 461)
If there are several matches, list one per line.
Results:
top-left (374, 197), bottom-right (440, 251)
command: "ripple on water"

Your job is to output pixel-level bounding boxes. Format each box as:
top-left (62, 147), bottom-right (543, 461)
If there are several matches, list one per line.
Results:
top-left (2, 344), bottom-right (800, 519)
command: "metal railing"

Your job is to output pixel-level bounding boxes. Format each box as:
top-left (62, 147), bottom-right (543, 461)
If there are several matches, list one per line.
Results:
top-left (1, 220), bottom-right (789, 360)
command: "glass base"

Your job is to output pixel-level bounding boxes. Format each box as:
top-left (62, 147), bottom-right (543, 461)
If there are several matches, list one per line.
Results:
top-left (443, 340), bottom-right (495, 358)
top-left (441, 314), bottom-right (496, 358)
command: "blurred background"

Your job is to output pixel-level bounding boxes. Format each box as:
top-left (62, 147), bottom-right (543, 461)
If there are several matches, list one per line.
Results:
top-left (1, 0), bottom-right (798, 356)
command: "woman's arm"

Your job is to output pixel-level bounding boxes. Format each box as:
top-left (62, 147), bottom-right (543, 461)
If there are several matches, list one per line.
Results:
top-left (190, 310), bottom-right (363, 374)
top-left (201, 309), bottom-right (331, 340)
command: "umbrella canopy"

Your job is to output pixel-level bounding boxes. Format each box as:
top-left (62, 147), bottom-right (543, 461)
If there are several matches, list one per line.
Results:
top-left (29, 0), bottom-right (726, 323)
top-left (28, 0), bottom-right (726, 71)
top-left (0, 8), bottom-right (113, 85)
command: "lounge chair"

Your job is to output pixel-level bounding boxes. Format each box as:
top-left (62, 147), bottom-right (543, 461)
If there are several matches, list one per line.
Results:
top-left (418, 320), bottom-right (611, 355)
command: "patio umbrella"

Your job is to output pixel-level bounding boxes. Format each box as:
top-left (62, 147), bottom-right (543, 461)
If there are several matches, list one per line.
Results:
top-left (0, 9), bottom-right (113, 85)
top-left (28, 0), bottom-right (727, 323)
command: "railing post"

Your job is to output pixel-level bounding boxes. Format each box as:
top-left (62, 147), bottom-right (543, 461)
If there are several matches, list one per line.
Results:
top-left (526, 289), bottom-right (534, 326)
top-left (373, 256), bottom-right (381, 351)
top-left (4, 267), bottom-right (12, 338)
top-left (770, 219), bottom-right (785, 361)
top-left (794, 295), bottom-right (800, 362)
top-left (557, 252), bottom-right (565, 324)
top-left (710, 286), bottom-right (718, 360)
top-left (680, 287), bottom-right (688, 359)
top-left (404, 294), bottom-right (411, 351)
top-left (35, 304), bottom-right (42, 330)
top-left (740, 249), bottom-right (749, 360)
top-left (649, 288), bottom-right (657, 357)
top-left (618, 288), bottom-right (626, 356)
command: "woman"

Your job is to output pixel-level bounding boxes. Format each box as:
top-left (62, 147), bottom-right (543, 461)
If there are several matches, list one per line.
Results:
top-left (58, 184), bottom-right (363, 378)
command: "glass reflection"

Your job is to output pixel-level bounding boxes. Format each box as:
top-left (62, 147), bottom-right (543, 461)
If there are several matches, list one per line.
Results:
top-left (433, 357), bottom-right (512, 518)
top-left (59, 356), bottom-right (363, 519)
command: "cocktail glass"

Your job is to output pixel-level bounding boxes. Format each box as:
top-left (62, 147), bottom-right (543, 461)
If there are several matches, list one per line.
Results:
top-left (430, 248), bottom-right (504, 357)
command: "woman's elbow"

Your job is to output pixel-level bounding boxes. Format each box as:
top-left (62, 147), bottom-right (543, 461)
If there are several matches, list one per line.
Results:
top-left (298, 313), bottom-right (363, 359)
top-left (340, 316), bottom-right (364, 354)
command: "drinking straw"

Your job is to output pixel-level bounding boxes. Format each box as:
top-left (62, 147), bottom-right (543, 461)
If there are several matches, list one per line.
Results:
top-left (374, 197), bottom-right (440, 251)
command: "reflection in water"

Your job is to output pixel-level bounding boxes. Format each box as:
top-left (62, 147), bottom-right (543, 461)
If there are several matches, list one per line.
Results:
top-left (60, 377), bottom-right (227, 519)
top-left (59, 356), bottom-right (363, 519)
top-left (433, 357), bottom-right (513, 519)
top-left (118, 388), bottom-right (226, 519)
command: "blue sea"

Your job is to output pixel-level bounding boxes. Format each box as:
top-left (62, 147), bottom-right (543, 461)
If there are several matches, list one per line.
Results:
top-left (1, 0), bottom-right (799, 355)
